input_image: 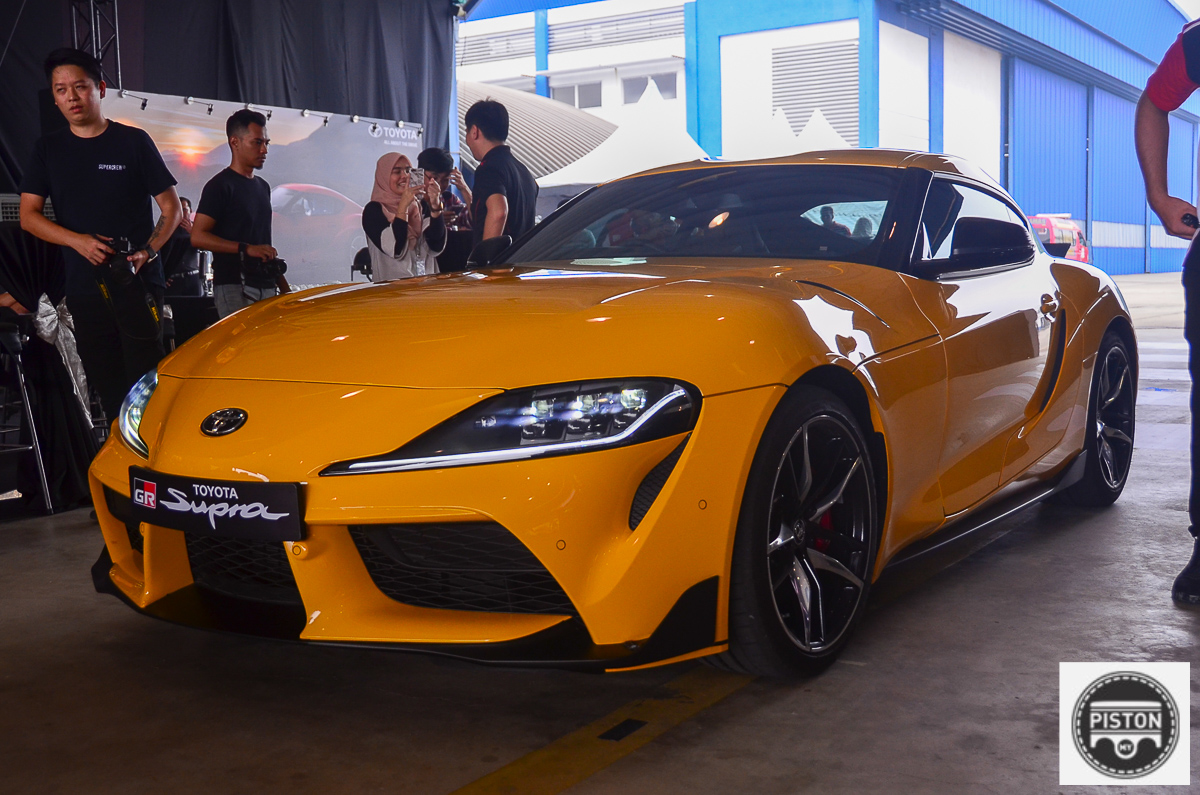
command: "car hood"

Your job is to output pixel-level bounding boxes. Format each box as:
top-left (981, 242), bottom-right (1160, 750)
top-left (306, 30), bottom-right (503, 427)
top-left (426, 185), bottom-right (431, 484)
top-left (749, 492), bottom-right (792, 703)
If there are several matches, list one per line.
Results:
top-left (160, 259), bottom-right (935, 393)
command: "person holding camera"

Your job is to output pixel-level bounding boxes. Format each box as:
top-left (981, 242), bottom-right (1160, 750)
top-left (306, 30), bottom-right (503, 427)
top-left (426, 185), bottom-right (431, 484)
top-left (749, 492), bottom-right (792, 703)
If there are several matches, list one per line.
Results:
top-left (416, 147), bottom-right (473, 272)
top-left (191, 109), bottom-right (290, 319)
top-left (18, 48), bottom-right (181, 421)
top-left (361, 153), bottom-right (447, 280)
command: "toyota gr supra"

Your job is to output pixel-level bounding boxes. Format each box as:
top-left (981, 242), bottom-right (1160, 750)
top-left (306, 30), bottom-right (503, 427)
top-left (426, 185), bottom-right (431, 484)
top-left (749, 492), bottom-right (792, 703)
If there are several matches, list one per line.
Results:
top-left (89, 149), bottom-right (1136, 676)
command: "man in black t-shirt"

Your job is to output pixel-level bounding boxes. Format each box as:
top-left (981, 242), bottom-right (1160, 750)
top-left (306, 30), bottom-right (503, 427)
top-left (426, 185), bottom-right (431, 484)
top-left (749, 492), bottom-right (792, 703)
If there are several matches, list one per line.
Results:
top-left (19, 48), bottom-right (182, 421)
top-left (464, 100), bottom-right (538, 251)
top-left (192, 109), bottom-right (290, 318)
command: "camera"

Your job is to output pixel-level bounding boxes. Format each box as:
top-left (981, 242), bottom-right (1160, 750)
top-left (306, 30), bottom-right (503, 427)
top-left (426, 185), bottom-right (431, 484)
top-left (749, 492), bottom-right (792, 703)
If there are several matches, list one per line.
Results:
top-left (408, 167), bottom-right (425, 188)
top-left (243, 256), bottom-right (288, 287)
top-left (95, 235), bottom-right (139, 286)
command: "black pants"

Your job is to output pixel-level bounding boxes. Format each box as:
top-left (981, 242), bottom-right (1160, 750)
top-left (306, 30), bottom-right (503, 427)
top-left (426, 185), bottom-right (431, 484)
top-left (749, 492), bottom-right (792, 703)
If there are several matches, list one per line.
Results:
top-left (1185, 259), bottom-right (1200, 538)
top-left (66, 281), bottom-right (165, 424)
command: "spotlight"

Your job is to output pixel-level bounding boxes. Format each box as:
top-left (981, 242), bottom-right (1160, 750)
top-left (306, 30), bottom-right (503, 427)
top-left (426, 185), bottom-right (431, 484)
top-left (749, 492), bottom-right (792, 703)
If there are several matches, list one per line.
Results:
top-left (141, 99), bottom-right (147, 110)
top-left (185, 96), bottom-right (194, 104)
top-left (301, 109), bottom-right (310, 117)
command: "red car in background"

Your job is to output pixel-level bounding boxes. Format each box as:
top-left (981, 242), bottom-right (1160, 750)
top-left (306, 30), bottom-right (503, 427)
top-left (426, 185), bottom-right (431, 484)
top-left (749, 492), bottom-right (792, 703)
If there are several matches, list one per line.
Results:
top-left (271, 183), bottom-right (367, 285)
top-left (1028, 214), bottom-right (1090, 264)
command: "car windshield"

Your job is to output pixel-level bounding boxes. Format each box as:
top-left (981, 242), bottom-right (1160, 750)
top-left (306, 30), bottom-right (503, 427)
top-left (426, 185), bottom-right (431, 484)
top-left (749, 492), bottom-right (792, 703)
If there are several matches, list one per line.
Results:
top-left (507, 165), bottom-right (904, 267)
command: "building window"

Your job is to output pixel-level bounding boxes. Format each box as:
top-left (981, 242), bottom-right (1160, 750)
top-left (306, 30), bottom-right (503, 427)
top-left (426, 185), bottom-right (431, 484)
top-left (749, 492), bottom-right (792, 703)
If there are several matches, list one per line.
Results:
top-left (551, 82), bottom-right (602, 109)
top-left (577, 82), bottom-right (602, 108)
top-left (622, 72), bottom-right (678, 104)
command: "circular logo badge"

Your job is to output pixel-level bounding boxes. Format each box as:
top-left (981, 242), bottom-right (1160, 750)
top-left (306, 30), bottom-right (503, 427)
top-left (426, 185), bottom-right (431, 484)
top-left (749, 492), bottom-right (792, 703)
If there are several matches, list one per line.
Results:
top-left (200, 408), bottom-right (248, 437)
top-left (1072, 671), bottom-right (1179, 778)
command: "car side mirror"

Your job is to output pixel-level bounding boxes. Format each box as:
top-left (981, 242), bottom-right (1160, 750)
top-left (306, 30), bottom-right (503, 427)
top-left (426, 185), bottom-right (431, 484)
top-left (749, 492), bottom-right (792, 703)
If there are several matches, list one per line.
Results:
top-left (1045, 242), bottom-right (1071, 258)
top-left (948, 218), bottom-right (1036, 269)
top-left (467, 235), bottom-right (513, 270)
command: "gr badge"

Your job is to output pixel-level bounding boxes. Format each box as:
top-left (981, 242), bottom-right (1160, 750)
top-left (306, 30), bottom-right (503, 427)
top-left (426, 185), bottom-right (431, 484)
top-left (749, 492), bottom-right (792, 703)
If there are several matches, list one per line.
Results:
top-left (132, 477), bottom-right (156, 509)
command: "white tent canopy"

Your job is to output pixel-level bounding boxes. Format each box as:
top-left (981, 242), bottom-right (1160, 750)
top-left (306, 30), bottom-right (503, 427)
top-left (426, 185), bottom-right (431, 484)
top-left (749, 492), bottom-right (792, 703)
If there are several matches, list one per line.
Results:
top-left (720, 107), bottom-right (849, 161)
top-left (792, 109), bottom-right (850, 153)
top-left (537, 82), bottom-right (709, 189)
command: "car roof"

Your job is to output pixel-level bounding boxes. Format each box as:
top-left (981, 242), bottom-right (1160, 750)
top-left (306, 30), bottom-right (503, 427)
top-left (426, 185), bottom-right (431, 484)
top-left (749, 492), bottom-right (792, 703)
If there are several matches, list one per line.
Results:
top-left (631, 148), bottom-right (1002, 191)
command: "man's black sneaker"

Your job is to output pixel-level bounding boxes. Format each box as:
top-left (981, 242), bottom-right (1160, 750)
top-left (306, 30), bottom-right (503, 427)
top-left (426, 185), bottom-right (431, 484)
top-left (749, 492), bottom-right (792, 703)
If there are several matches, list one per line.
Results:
top-left (1172, 538), bottom-right (1200, 605)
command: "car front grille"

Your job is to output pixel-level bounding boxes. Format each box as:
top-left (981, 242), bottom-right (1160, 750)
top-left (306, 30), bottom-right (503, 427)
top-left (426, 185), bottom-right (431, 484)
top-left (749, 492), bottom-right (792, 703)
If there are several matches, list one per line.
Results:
top-left (185, 534), bottom-right (303, 606)
top-left (350, 522), bottom-right (577, 615)
top-left (103, 486), bottom-right (142, 553)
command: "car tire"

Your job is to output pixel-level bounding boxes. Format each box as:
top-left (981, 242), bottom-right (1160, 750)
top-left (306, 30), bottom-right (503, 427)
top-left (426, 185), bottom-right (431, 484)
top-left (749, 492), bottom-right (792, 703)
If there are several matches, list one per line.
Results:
top-left (1054, 330), bottom-right (1136, 507)
top-left (711, 386), bottom-right (880, 678)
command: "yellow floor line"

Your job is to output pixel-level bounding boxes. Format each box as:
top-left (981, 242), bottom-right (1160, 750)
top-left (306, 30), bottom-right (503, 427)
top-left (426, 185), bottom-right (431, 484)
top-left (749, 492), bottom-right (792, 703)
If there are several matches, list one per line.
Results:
top-left (451, 666), bottom-right (753, 795)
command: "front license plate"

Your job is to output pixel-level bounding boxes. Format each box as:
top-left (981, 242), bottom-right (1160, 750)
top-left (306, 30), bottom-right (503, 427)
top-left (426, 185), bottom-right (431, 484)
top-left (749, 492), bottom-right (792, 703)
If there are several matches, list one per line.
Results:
top-left (128, 466), bottom-right (304, 541)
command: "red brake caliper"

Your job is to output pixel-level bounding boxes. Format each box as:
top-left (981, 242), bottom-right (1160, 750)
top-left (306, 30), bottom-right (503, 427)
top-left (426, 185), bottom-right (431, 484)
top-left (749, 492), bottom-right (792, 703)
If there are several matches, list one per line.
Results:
top-left (815, 510), bottom-right (834, 551)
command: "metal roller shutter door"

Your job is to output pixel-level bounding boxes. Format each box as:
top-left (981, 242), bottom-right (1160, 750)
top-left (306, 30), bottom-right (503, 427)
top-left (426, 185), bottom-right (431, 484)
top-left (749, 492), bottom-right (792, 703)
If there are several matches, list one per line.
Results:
top-left (1009, 60), bottom-right (1087, 233)
top-left (1150, 115), bottom-right (1195, 273)
top-left (1092, 89), bottom-right (1144, 276)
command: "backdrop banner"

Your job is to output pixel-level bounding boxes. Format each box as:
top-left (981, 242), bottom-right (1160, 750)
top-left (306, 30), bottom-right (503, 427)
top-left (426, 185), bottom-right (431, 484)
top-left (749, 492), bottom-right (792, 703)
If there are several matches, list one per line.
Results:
top-left (104, 90), bottom-right (422, 287)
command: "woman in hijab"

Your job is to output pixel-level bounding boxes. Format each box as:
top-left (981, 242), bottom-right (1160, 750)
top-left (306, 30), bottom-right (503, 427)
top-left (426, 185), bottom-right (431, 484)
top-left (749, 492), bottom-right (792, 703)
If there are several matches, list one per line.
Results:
top-left (361, 153), bottom-right (446, 281)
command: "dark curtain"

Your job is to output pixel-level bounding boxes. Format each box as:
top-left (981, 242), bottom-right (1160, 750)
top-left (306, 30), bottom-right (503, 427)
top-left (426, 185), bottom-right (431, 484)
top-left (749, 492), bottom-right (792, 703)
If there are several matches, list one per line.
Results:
top-left (0, 0), bottom-right (456, 193)
top-left (0, 0), bottom-right (68, 194)
top-left (0, 223), bottom-right (97, 511)
top-left (143, 0), bottom-right (455, 151)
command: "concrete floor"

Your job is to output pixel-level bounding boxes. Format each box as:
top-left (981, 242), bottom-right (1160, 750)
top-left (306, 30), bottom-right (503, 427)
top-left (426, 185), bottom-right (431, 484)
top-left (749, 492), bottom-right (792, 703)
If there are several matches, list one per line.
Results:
top-left (1, 273), bottom-right (1196, 794)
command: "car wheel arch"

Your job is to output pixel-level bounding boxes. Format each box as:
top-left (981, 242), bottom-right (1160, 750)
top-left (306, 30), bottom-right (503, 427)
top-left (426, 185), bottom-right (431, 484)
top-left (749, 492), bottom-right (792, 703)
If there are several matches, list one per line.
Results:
top-left (793, 365), bottom-right (889, 530)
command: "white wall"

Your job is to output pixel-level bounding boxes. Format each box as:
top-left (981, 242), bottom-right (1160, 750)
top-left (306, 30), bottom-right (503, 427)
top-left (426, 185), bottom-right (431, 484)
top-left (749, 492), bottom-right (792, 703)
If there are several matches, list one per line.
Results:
top-left (942, 30), bottom-right (1002, 180)
top-left (878, 22), bottom-right (929, 151)
top-left (720, 20), bottom-right (859, 158)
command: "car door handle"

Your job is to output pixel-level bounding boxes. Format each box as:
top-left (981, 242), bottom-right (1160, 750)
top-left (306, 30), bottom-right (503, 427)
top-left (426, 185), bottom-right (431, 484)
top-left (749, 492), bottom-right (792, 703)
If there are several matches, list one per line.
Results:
top-left (1040, 294), bottom-right (1059, 315)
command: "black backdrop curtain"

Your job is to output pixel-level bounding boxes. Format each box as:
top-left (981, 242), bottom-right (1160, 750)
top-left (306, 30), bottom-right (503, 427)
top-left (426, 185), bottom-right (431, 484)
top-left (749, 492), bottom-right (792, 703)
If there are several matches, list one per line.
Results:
top-left (0, 223), bottom-right (97, 510)
top-left (0, 0), bottom-right (456, 193)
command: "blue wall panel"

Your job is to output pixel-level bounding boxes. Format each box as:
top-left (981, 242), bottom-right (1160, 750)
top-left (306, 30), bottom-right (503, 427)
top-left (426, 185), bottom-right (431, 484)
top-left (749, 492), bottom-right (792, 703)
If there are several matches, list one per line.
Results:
top-left (1167, 115), bottom-right (1196, 204)
top-left (1151, 248), bottom-right (1187, 274)
top-left (1092, 89), bottom-right (1143, 225)
top-left (1010, 60), bottom-right (1087, 220)
top-left (1047, 0), bottom-right (1184, 66)
top-left (1093, 247), bottom-right (1146, 276)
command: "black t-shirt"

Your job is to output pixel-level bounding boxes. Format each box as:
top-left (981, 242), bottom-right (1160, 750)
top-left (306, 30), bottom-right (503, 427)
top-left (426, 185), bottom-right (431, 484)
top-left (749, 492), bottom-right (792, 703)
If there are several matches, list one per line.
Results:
top-left (19, 120), bottom-right (175, 297)
top-left (470, 145), bottom-right (538, 249)
top-left (196, 168), bottom-right (272, 285)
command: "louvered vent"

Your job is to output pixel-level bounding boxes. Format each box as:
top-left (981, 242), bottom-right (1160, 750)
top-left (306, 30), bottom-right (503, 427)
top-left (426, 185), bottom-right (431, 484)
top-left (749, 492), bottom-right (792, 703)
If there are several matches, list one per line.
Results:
top-left (771, 39), bottom-right (860, 147)
top-left (0, 194), bottom-right (53, 222)
top-left (548, 6), bottom-right (684, 53)
top-left (458, 29), bottom-right (536, 66)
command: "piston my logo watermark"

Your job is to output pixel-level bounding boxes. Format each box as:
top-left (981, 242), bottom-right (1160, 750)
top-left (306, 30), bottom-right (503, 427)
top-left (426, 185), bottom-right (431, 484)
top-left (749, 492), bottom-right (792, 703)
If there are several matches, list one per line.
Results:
top-left (132, 478), bottom-right (156, 509)
top-left (1060, 662), bottom-right (1190, 785)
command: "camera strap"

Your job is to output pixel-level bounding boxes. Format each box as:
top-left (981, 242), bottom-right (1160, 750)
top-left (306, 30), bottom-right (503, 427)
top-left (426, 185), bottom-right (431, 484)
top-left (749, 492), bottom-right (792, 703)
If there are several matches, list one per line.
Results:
top-left (96, 272), bottom-right (162, 342)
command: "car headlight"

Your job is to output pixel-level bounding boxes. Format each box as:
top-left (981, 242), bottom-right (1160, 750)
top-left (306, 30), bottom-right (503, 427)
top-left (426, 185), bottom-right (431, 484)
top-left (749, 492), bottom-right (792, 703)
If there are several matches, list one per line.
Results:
top-left (118, 370), bottom-right (157, 458)
top-left (322, 378), bottom-right (699, 475)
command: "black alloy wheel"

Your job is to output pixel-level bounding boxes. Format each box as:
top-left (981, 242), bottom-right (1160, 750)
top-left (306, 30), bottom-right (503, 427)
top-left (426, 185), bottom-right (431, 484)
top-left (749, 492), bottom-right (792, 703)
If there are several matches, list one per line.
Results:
top-left (1057, 331), bottom-right (1136, 507)
top-left (713, 386), bottom-right (879, 677)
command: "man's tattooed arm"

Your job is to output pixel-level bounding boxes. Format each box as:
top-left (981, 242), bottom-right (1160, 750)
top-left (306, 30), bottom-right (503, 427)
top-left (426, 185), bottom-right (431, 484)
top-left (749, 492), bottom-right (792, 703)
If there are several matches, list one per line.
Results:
top-left (144, 214), bottom-right (167, 250)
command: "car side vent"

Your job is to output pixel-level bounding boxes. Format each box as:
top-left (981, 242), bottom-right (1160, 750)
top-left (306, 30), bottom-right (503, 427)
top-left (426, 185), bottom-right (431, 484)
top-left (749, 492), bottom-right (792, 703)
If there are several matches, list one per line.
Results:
top-left (103, 486), bottom-right (142, 553)
top-left (629, 436), bottom-right (689, 531)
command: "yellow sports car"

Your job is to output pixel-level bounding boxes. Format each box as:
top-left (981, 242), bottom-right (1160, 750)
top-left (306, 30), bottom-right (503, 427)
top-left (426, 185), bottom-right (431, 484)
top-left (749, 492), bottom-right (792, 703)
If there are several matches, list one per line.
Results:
top-left (89, 150), bottom-right (1136, 677)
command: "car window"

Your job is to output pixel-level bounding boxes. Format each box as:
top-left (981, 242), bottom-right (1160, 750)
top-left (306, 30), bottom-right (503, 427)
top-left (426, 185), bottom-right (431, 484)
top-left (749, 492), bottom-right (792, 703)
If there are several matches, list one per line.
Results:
top-left (505, 165), bottom-right (904, 267)
top-left (916, 180), bottom-right (1029, 263)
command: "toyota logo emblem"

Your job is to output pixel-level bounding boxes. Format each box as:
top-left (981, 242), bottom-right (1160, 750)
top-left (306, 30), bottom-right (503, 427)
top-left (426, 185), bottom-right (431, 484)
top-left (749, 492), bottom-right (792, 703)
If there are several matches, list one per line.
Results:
top-left (201, 408), bottom-right (248, 436)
